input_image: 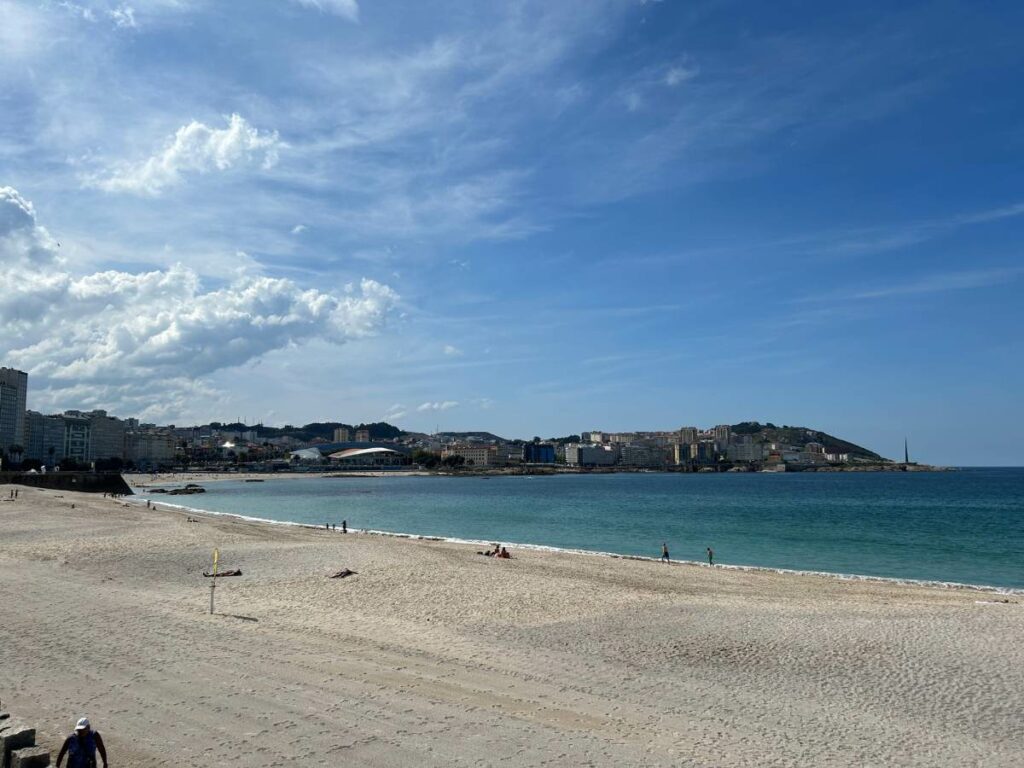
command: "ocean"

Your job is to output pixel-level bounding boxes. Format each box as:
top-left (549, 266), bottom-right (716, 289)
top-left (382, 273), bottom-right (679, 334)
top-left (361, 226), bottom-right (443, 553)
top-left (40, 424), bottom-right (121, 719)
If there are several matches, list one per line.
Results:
top-left (141, 468), bottom-right (1024, 591)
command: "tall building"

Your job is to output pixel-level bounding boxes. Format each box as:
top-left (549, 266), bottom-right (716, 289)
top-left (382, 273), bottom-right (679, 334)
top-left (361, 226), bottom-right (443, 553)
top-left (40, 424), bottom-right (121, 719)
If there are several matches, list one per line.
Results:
top-left (678, 426), bottom-right (698, 445)
top-left (333, 427), bottom-right (350, 443)
top-left (66, 410), bottom-right (127, 461)
top-left (24, 411), bottom-right (65, 464)
top-left (61, 414), bottom-right (92, 464)
top-left (690, 441), bottom-right (718, 464)
top-left (0, 367), bottom-right (28, 454)
top-left (713, 425), bottom-right (732, 448)
top-left (355, 429), bottom-right (370, 442)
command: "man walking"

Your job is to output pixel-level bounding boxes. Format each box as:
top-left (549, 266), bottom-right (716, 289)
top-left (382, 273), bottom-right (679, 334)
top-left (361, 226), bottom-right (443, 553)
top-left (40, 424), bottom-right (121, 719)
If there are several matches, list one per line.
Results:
top-left (707, 547), bottom-right (714, 565)
top-left (56, 717), bottom-right (108, 768)
top-left (661, 542), bottom-right (670, 563)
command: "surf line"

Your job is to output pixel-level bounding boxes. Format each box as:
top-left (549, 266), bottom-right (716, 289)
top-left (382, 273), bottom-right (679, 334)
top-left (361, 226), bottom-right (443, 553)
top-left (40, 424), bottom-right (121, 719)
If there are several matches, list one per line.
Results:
top-left (129, 495), bottom-right (1024, 597)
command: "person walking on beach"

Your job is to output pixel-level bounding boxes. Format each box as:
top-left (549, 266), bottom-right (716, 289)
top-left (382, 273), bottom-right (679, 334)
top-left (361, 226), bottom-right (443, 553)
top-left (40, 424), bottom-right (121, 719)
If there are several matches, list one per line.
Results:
top-left (342, 520), bottom-right (348, 534)
top-left (661, 542), bottom-right (670, 563)
top-left (707, 547), bottom-right (714, 565)
top-left (56, 717), bottom-right (108, 768)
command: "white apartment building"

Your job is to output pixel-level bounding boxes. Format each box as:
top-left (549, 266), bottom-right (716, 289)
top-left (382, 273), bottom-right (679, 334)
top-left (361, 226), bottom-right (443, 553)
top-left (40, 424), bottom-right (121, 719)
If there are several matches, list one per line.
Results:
top-left (441, 444), bottom-right (497, 466)
top-left (564, 443), bottom-right (619, 466)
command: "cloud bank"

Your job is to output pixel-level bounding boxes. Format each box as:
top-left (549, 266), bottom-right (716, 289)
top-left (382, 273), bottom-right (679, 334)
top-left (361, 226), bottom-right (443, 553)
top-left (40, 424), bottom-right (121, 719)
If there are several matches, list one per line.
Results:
top-left (0, 187), bottom-right (397, 414)
top-left (94, 114), bottom-right (282, 195)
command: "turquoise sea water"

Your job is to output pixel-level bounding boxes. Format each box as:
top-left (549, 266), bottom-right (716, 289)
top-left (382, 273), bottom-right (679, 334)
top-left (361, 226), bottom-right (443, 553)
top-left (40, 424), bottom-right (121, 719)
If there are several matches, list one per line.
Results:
top-left (142, 468), bottom-right (1024, 590)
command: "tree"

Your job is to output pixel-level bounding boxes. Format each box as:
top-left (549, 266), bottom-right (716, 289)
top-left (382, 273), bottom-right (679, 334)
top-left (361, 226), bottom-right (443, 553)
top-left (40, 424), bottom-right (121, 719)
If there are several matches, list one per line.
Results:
top-left (412, 449), bottom-right (441, 469)
top-left (442, 455), bottom-right (465, 468)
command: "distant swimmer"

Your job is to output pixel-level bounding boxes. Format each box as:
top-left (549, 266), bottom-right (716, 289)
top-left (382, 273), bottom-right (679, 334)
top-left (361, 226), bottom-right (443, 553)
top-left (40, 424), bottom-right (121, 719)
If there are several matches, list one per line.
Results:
top-left (707, 547), bottom-right (714, 565)
top-left (661, 542), bottom-right (670, 563)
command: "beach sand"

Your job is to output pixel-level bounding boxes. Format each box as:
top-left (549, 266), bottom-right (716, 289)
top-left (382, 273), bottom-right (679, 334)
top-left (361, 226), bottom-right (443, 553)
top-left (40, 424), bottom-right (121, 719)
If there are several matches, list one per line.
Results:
top-left (1, 485), bottom-right (1021, 767)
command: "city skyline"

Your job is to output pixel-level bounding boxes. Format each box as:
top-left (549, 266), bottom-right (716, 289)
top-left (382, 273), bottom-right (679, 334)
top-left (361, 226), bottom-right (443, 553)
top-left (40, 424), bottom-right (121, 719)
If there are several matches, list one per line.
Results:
top-left (2, 2), bottom-right (1024, 466)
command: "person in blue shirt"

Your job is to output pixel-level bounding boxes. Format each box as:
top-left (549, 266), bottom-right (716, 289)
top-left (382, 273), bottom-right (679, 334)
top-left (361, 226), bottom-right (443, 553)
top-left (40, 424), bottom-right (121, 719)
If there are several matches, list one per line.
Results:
top-left (56, 717), bottom-right (108, 768)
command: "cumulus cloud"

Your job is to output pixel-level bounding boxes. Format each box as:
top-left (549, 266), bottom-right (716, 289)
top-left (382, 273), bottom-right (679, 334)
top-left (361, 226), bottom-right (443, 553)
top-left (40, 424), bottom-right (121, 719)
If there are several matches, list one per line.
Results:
top-left (0, 187), bottom-right (61, 267)
top-left (417, 401), bottom-right (458, 412)
top-left (290, 0), bottom-right (359, 22)
top-left (93, 114), bottom-right (282, 195)
top-left (0, 187), bottom-right (398, 413)
top-left (291, 224), bottom-right (307, 235)
top-left (442, 344), bottom-right (462, 356)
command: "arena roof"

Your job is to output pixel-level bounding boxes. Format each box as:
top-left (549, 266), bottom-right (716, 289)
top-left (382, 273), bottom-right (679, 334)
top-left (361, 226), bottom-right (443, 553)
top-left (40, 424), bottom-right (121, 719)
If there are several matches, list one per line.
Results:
top-left (328, 447), bottom-right (403, 460)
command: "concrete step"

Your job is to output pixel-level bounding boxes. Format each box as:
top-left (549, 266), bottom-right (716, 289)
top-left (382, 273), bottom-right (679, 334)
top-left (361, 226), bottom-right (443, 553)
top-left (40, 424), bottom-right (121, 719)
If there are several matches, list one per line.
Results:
top-left (9, 747), bottom-right (49, 768)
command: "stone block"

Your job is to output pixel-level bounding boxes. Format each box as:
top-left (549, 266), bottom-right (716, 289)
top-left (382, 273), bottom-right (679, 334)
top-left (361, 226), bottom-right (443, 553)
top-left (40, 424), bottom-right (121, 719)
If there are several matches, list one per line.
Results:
top-left (1, 724), bottom-right (35, 768)
top-left (9, 747), bottom-right (49, 768)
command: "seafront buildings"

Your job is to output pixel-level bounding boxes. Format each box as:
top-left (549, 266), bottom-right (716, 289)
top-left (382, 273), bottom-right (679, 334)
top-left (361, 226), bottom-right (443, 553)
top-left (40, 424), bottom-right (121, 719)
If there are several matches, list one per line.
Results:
top-left (2, 364), bottom-right (860, 472)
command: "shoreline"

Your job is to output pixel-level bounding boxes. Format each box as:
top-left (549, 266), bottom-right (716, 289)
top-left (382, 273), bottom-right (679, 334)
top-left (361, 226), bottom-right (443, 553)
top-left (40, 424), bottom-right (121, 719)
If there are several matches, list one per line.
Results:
top-left (132, 491), bottom-right (1024, 597)
top-left (124, 461), bottom-right (958, 486)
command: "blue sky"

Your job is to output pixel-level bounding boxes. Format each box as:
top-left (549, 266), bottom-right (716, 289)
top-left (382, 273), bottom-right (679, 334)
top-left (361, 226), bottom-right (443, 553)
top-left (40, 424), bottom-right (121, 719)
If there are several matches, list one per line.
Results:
top-left (1, 0), bottom-right (1022, 464)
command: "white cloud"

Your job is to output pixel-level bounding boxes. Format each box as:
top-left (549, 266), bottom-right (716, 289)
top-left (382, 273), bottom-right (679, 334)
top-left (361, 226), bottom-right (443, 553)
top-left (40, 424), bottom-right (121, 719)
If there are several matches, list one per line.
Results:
top-left (0, 187), bottom-right (398, 414)
top-left (58, 2), bottom-right (97, 22)
top-left (442, 344), bottom-right (462, 356)
top-left (850, 268), bottom-right (1024, 300)
top-left (417, 401), bottom-right (458, 412)
top-left (0, 187), bottom-right (61, 266)
top-left (664, 66), bottom-right (696, 87)
top-left (290, 224), bottom-right (307, 235)
top-left (384, 403), bottom-right (407, 421)
top-left (93, 114), bottom-right (282, 195)
top-left (290, 0), bottom-right (359, 22)
top-left (108, 5), bottom-right (137, 29)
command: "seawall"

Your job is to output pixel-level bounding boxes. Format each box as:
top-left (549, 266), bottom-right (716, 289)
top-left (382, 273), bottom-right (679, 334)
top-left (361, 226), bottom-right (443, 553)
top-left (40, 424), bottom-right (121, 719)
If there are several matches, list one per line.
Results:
top-left (0, 471), bottom-right (133, 495)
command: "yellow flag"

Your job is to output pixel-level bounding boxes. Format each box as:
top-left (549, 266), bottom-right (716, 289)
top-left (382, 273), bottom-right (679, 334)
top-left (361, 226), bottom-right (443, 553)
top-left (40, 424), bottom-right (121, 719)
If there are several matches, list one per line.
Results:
top-left (212, 548), bottom-right (219, 577)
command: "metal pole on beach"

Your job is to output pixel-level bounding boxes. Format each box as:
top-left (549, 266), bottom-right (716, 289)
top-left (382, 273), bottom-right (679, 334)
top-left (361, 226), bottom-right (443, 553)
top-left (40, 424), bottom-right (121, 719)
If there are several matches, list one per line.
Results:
top-left (209, 548), bottom-right (219, 615)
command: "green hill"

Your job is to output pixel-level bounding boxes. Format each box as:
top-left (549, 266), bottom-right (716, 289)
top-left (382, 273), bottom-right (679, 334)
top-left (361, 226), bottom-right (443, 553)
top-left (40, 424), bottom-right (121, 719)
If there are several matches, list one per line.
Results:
top-left (730, 422), bottom-right (884, 461)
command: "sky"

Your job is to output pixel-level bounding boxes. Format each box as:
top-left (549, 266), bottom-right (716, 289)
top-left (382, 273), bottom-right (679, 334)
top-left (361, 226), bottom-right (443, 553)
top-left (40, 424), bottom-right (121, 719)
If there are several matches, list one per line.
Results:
top-left (1, 0), bottom-right (1023, 465)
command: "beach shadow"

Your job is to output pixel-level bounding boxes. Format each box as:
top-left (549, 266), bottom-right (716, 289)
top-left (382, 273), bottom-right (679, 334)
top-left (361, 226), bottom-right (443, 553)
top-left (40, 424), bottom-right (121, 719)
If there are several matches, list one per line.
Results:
top-left (217, 613), bottom-right (259, 622)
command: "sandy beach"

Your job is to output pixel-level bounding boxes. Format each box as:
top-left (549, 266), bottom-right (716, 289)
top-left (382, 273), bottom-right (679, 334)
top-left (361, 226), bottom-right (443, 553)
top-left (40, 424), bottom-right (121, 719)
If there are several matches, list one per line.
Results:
top-left (1, 485), bottom-right (1021, 767)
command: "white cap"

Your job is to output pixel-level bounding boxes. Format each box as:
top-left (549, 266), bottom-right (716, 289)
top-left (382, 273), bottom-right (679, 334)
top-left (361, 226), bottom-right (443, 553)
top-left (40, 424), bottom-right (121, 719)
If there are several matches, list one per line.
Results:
top-left (75, 718), bottom-right (90, 731)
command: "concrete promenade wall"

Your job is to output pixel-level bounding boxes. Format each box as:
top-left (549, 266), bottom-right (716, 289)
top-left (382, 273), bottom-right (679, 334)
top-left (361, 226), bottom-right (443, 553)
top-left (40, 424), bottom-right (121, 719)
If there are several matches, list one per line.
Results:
top-left (0, 472), bottom-right (133, 495)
